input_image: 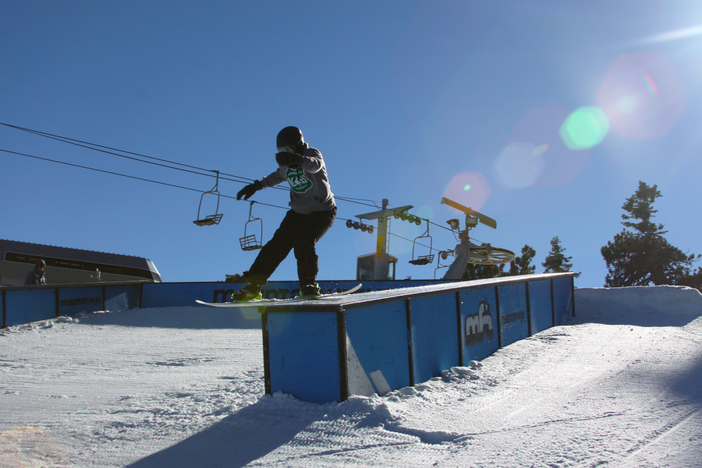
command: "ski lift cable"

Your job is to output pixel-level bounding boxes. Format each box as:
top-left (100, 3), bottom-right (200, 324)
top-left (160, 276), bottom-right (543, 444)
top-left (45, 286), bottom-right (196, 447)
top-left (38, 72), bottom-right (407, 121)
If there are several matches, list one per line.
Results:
top-left (334, 196), bottom-right (381, 209)
top-left (1, 145), bottom-right (463, 242)
top-left (1, 144), bottom-right (460, 236)
top-left (3, 145), bottom-right (458, 252)
top-left (389, 230), bottom-right (488, 255)
top-left (0, 147), bottom-right (351, 218)
top-left (0, 121), bottom-right (242, 181)
top-left (391, 222), bottom-right (452, 254)
top-left (0, 147), bottom-right (211, 195)
top-left (427, 219), bottom-right (456, 233)
top-left (388, 232), bottom-right (434, 253)
top-left (2, 122), bottom-right (420, 220)
top-left (0, 122), bottom-right (278, 189)
top-left (0, 122), bottom-right (379, 204)
top-left (0, 122), bottom-right (385, 208)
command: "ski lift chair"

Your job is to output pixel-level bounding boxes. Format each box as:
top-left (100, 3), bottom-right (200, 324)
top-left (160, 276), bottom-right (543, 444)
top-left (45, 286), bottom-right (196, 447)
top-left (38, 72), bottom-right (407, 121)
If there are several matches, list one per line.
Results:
top-left (193, 171), bottom-right (223, 226)
top-left (409, 219), bottom-right (435, 265)
top-left (239, 202), bottom-right (264, 251)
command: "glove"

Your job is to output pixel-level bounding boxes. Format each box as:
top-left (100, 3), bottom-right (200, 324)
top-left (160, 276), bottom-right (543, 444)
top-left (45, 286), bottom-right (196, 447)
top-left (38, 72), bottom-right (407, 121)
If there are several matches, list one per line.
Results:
top-left (237, 180), bottom-right (263, 200)
top-left (275, 152), bottom-right (303, 168)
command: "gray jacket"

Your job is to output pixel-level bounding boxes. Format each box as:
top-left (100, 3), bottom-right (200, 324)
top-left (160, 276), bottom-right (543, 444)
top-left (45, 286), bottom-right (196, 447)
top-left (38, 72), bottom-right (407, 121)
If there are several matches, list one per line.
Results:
top-left (261, 147), bottom-right (336, 215)
top-left (24, 268), bottom-right (46, 285)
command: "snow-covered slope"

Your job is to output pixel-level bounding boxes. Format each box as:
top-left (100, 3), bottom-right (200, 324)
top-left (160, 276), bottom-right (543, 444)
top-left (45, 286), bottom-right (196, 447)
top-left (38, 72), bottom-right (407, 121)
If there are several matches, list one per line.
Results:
top-left (1, 286), bottom-right (701, 467)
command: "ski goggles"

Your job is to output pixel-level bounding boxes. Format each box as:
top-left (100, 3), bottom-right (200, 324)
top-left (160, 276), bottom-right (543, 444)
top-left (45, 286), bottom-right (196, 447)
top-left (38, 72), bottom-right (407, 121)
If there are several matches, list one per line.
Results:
top-left (277, 145), bottom-right (297, 154)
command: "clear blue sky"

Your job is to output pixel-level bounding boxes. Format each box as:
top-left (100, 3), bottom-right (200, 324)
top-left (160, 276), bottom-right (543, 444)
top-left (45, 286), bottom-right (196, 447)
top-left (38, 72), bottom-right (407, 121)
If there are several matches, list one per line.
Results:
top-left (2, 1), bottom-right (701, 288)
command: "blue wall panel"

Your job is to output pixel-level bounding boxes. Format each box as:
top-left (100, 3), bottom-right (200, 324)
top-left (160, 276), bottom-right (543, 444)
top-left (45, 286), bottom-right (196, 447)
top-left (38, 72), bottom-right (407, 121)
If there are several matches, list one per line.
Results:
top-left (58, 286), bottom-right (103, 316)
top-left (266, 311), bottom-right (341, 404)
top-left (345, 302), bottom-right (409, 396)
top-left (552, 276), bottom-right (574, 325)
top-left (104, 284), bottom-right (141, 312)
top-left (498, 283), bottom-right (529, 347)
top-left (410, 295), bottom-right (460, 384)
top-left (529, 279), bottom-right (554, 334)
top-left (5, 289), bottom-right (55, 326)
top-left (460, 287), bottom-right (499, 363)
top-left (142, 283), bottom-right (220, 308)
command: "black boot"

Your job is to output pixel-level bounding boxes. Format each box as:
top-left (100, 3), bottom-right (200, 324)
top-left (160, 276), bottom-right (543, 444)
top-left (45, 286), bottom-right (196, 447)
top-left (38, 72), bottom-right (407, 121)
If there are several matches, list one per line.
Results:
top-left (231, 283), bottom-right (263, 302)
top-left (300, 283), bottom-right (322, 298)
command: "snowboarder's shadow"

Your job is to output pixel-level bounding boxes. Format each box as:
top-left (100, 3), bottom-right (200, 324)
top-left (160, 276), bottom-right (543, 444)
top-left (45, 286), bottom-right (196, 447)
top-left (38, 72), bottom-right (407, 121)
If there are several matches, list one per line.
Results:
top-left (126, 396), bottom-right (321, 468)
top-left (72, 306), bottom-right (261, 330)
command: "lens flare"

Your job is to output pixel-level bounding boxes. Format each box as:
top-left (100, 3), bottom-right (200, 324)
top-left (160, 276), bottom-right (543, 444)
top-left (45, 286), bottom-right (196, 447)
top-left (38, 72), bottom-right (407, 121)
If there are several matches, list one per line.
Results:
top-left (443, 172), bottom-right (490, 210)
top-left (532, 144), bottom-right (549, 156)
top-left (493, 142), bottom-right (545, 189)
top-left (414, 205), bottom-right (435, 222)
top-left (0, 427), bottom-right (70, 466)
top-left (631, 24), bottom-right (702, 45)
top-left (560, 106), bottom-right (610, 150)
top-left (597, 53), bottom-right (687, 139)
top-left (498, 108), bottom-right (590, 188)
top-left (644, 73), bottom-right (659, 95)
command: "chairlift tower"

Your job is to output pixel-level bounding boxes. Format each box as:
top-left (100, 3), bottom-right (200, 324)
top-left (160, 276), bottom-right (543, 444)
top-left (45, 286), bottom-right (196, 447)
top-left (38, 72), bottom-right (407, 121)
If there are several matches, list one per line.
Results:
top-left (441, 197), bottom-right (515, 280)
top-left (355, 199), bottom-right (412, 281)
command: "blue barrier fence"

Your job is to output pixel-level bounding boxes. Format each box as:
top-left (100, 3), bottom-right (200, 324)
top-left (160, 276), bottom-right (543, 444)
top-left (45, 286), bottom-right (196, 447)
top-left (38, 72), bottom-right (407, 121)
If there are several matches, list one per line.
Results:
top-left (1, 283), bottom-right (145, 328)
top-left (2, 274), bottom-right (574, 405)
top-left (1, 279), bottom-right (438, 328)
top-left (260, 273), bottom-right (575, 403)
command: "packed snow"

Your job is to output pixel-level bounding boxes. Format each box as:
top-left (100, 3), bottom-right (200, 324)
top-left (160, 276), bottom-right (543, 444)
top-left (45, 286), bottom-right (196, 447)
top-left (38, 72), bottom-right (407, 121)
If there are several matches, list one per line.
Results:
top-left (1, 285), bottom-right (701, 467)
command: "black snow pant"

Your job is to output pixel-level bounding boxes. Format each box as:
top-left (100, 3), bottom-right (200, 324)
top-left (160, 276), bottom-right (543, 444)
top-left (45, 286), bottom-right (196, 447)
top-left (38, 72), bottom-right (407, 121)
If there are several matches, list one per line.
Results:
top-left (244, 207), bottom-right (336, 287)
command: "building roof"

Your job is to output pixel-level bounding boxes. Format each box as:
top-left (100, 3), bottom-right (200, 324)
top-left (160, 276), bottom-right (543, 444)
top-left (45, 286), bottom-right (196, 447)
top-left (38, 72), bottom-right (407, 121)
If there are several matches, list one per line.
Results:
top-left (0, 239), bottom-right (161, 285)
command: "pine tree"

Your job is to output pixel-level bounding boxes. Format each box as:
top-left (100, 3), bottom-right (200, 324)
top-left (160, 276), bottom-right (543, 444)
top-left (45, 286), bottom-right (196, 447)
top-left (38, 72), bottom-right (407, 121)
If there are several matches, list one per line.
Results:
top-left (508, 245), bottom-right (536, 276)
top-left (462, 262), bottom-right (505, 280)
top-left (543, 236), bottom-right (581, 277)
top-left (677, 268), bottom-right (702, 290)
top-left (601, 181), bottom-right (700, 287)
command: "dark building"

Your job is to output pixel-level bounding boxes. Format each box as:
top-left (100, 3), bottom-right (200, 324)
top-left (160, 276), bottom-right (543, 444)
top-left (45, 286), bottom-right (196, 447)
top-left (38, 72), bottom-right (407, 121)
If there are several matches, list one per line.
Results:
top-left (0, 239), bottom-right (162, 286)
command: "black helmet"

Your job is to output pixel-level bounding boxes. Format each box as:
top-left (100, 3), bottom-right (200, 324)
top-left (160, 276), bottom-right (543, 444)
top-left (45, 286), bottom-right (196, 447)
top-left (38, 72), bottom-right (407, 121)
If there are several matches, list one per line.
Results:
top-left (277, 126), bottom-right (304, 152)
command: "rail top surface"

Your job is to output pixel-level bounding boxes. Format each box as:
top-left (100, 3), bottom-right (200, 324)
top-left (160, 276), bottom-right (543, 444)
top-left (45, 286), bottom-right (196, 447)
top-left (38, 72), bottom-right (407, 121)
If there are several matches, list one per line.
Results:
top-left (254, 273), bottom-right (576, 313)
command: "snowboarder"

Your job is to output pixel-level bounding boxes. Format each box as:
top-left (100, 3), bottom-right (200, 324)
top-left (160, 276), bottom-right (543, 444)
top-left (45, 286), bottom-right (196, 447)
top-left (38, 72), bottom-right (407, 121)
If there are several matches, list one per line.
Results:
top-left (233, 126), bottom-right (336, 301)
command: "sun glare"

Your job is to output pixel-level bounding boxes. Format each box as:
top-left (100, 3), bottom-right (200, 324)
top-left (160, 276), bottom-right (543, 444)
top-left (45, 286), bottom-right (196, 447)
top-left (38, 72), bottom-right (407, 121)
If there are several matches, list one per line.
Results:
top-left (559, 107), bottom-right (610, 150)
top-left (633, 24), bottom-right (702, 45)
top-left (496, 108), bottom-right (591, 188)
top-left (597, 53), bottom-right (687, 139)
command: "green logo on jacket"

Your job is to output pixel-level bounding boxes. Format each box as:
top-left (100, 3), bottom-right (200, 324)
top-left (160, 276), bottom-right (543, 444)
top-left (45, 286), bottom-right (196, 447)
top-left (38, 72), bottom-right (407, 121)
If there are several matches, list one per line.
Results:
top-left (286, 167), bottom-right (313, 193)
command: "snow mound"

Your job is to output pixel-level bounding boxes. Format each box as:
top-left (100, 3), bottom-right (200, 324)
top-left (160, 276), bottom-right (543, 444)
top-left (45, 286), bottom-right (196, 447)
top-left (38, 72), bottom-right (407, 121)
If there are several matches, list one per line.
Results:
top-left (576, 285), bottom-right (702, 323)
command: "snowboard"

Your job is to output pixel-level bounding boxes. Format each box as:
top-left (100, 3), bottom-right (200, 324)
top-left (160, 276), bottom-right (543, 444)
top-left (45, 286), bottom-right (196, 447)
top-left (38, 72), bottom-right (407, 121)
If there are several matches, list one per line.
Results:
top-left (195, 283), bottom-right (362, 308)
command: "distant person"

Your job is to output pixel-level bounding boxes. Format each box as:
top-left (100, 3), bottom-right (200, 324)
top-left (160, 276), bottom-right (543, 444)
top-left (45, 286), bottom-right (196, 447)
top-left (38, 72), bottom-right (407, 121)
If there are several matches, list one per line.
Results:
top-left (233, 126), bottom-right (336, 301)
top-left (24, 259), bottom-right (47, 285)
